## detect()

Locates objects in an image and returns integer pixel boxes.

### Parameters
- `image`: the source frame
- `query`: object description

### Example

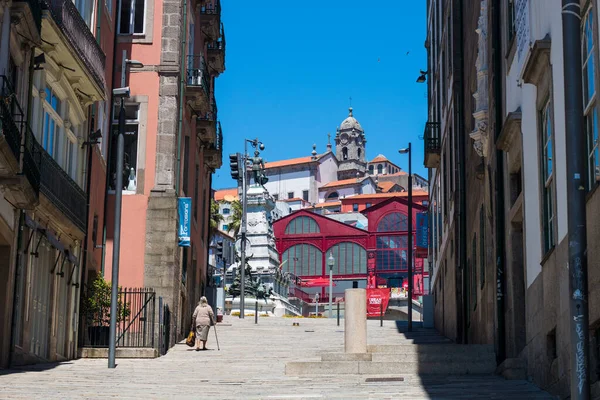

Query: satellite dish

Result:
[223,194,235,202]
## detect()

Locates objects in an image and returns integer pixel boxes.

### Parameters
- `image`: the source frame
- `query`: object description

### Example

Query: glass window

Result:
[369,165,374,174]
[583,7,599,188]
[302,190,309,202]
[194,164,199,220]
[507,0,516,43]
[327,242,367,275]
[480,205,485,288]
[377,164,383,174]
[377,212,408,232]
[285,216,320,234]
[376,235,408,271]
[282,244,323,276]
[110,104,140,191]
[119,0,145,34]
[342,147,348,160]
[222,224,228,231]
[42,87,62,158]
[287,192,294,199]
[366,203,371,208]
[327,191,339,200]
[222,208,230,215]
[353,203,359,212]
[75,0,94,27]
[540,99,555,253]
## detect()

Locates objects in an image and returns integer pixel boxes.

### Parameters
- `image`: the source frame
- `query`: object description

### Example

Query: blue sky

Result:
[213,1,428,189]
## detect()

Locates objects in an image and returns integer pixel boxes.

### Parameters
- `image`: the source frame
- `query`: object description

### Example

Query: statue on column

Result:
[251,150,268,186]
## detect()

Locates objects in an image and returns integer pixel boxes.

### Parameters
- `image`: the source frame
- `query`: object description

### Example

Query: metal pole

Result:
[407,142,413,332]
[562,2,590,398]
[337,302,340,326]
[240,146,248,319]
[329,266,333,318]
[255,300,258,324]
[108,96,126,368]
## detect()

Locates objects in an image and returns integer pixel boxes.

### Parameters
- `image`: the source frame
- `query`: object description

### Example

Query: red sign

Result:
[366,288,391,317]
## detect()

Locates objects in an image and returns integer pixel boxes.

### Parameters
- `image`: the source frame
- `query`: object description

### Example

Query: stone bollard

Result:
[344,288,367,353]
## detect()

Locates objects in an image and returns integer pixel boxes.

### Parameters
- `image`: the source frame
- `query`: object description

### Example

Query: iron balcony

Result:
[185,55,210,112]
[196,100,218,144]
[42,0,106,93]
[0,75,40,208]
[35,141,86,232]
[199,0,221,40]
[207,23,226,75]
[204,122,223,170]
[423,122,441,169]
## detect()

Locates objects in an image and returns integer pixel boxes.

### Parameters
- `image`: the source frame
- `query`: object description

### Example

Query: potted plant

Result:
[81,275,131,346]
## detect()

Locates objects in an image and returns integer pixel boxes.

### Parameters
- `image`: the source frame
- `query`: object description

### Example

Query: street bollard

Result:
[380,302,383,327]
[337,302,340,326]
[344,289,367,353]
[255,301,258,324]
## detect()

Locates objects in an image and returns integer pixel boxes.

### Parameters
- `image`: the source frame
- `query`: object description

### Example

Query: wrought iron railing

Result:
[200,0,220,16]
[207,22,226,59]
[0,75,41,194]
[186,55,209,97]
[15,0,42,33]
[36,141,86,231]
[197,100,218,122]
[42,0,106,92]
[81,287,157,349]
[423,122,441,155]
[216,122,223,150]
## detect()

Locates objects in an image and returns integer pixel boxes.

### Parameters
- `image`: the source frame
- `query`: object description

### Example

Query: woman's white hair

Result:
[199,296,208,306]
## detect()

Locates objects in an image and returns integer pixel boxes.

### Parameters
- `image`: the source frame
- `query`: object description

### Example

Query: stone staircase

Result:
[286,327,497,376]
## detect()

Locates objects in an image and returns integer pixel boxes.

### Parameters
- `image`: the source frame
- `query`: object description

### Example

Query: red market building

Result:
[273,196,429,303]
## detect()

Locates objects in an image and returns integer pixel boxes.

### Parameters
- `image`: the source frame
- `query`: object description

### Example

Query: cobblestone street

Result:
[0,317,553,399]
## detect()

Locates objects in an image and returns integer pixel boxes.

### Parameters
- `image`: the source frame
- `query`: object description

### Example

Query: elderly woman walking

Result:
[191,297,215,351]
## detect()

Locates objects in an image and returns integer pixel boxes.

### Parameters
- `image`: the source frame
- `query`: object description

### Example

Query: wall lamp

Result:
[82,129,102,148]
[416,69,428,83]
[33,54,45,70]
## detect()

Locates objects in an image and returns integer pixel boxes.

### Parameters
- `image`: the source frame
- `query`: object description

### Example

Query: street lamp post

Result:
[399,143,413,332]
[108,53,143,369]
[328,253,335,318]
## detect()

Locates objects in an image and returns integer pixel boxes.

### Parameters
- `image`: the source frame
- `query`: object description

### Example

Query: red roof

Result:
[214,188,239,201]
[370,155,389,163]
[378,181,400,193]
[342,191,429,201]
[320,178,364,189]
[265,156,316,169]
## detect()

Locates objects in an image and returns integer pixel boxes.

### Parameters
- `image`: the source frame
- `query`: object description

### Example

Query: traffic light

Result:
[216,240,223,259]
[229,153,241,181]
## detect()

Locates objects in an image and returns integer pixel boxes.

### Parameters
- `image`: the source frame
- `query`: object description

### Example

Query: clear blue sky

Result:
[213,1,428,189]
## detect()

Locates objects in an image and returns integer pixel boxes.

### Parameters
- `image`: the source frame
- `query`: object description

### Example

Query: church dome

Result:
[339,107,363,132]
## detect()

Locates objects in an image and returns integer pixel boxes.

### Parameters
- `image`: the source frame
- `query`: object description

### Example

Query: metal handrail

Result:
[186,55,209,97]
[200,0,220,16]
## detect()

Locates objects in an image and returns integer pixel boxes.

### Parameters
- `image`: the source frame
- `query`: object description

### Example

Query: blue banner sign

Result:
[416,212,428,249]
[178,197,192,247]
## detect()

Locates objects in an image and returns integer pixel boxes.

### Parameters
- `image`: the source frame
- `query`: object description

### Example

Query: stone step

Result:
[371,352,496,363]
[285,360,497,376]
[367,344,495,354]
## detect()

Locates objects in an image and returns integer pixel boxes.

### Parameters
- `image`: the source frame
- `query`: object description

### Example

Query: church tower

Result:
[335,107,367,180]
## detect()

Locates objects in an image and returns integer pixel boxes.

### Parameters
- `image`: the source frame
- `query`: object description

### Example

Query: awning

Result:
[299,277,337,288]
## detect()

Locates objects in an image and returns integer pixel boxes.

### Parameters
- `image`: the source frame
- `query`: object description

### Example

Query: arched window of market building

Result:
[326,191,339,201]
[327,242,367,275]
[284,216,320,234]
[376,235,408,271]
[377,212,408,232]
[282,244,323,276]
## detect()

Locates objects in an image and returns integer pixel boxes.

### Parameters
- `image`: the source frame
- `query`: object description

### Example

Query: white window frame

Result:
[540,99,555,254]
[117,0,146,35]
[41,86,63,159]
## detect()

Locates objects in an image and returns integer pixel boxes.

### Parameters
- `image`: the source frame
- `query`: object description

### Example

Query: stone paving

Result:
[0,316,554,399]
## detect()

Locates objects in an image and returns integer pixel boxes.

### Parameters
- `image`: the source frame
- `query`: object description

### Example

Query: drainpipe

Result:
[175,0,188,195]
[100,0,121,276]
[492,0,506,364]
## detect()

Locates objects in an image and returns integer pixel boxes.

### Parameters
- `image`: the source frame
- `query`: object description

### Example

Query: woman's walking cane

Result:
[213,324,220,351]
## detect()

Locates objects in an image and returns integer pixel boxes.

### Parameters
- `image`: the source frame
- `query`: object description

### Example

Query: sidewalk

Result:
[0,317,553,399]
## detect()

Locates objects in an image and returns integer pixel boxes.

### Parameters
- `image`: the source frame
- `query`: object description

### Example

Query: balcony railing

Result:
[35,141,86,231]
[197,100,217,122]
[0,75,41,195]
[207,23,226,73]
[186,55,209,96]
[200,0,220,17]
[423,122,441,168]
[15,0,42,33]
[42,0,106,92]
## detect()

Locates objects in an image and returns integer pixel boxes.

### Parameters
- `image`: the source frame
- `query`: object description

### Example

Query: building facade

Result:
[0,0,115,367]
[103,0,225,343]
[426,0,600,397]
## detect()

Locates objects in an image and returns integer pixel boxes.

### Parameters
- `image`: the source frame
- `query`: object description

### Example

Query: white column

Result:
[344,288,367,353]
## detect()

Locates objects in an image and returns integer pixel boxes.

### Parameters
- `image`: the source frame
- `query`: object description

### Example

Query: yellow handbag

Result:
[186,330,195,347]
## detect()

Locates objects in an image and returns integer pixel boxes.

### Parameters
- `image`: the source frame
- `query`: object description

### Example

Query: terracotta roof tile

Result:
[312,201,341,208]
[320,178,364,188]
[370,155,389,163]
[377,181,399,193]
[214,188,239,201]
[341,191,429,200]
[264,156,316,169]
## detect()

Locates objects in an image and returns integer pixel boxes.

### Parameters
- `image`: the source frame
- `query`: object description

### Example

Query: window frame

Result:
[117,0,146,35]
[109,102,140,193]
[539,97,556,254]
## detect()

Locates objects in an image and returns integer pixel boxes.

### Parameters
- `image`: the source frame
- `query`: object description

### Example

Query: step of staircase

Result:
[367,344,495,354]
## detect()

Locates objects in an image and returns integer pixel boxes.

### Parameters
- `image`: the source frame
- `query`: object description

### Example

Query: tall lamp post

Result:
[328,253,335,318]
[108,54,144,369]
[399,143,413,332]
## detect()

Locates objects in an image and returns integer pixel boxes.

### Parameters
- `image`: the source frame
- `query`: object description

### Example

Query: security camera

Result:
[259,143,265,151]
[112,86,130,98]
[90,129,102,140]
